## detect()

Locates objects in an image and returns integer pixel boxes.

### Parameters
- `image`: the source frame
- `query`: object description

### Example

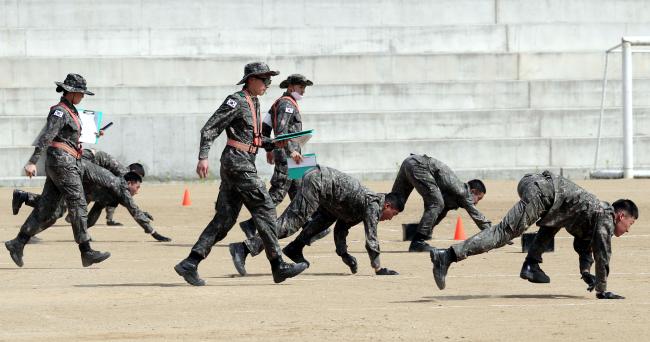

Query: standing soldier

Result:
[430,170,636,300]
[174,62,308,286]
[239,74,313,239]
[229,165,404,276]
[391,154,491,252]
[4,74,110,267]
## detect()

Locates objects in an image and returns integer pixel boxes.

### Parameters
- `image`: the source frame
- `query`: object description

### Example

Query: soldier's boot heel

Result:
[174,259,206,286]
[282,242,309,266]
[430,248,452,290]
[229,242,248,276]
[519,262,551,283]
[12,190,26,215]
[239,220,257,239]
[81,249,111,267]
[272,261,309,284]
[5,239,25,267]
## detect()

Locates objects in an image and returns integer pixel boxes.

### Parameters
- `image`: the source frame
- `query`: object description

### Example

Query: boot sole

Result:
[174,264,206,286]
[5,241,24,267]
[228,244,247,276]
[82,252,111,267]
[520,271,550,284]
[430,251,447,290]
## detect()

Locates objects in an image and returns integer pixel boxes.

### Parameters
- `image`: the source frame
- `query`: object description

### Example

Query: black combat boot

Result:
[174,259,206,286]
[228,242,249,276]
[271,261,309,284]
[282,241,309,266]
[81,249,111,267]
[409,239,433,252]
[106,220,123,226]
[430,248,453,290]
[341,253,358,274]
[12,189,27,215]
[239,219,257,239]
[5,239,25,267]
[519,261,551,283]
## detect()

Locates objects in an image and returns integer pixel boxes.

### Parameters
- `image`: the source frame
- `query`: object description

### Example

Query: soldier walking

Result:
[174,62,308,286]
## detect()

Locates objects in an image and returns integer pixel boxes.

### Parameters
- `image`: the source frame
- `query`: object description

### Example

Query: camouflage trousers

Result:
[244,168,322,256]
[451,173,555,260]
[291,209,351,255]
[20,148,90,244]
[526,226,594,273]
[105,206,116,221]
[391,155,445,239]
[192,168,283,262]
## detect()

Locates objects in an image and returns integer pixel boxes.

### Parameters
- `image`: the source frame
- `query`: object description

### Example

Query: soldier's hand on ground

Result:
[581,272,597,292]
[266,151,274,164]
[196,159,209,178]
[24,163,37,178]
[596,291,625,299]
[341,253,358,274]
[290,151,303,164]
[375,267,399,276]
[151,232,172,242]
[143,211,154,221]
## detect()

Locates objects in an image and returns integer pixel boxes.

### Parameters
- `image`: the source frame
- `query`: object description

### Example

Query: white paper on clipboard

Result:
[78,109,103,144]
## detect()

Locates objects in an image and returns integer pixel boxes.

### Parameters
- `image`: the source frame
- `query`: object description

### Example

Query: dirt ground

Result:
[0,179,648,341]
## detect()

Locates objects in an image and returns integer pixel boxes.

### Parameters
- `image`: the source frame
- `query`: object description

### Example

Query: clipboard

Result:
[288,153,317,180]
[77,108,103,144]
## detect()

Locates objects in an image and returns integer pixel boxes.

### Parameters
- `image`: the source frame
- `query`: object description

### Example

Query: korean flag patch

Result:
[285,107,294,114]
[226,98,238,108]
[52,109,64,118]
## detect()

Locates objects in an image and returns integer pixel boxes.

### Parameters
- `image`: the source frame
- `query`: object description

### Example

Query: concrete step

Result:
[4,135,649,180]
[3,52,650,88]
[4,23,650,57]
[5,107,650,148]
[0,25,507,57]
[1,0,497,29]
[3,79,650,116]
[497,0,650,24]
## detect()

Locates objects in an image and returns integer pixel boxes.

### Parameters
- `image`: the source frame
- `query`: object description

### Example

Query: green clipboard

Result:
[273,129,314,142]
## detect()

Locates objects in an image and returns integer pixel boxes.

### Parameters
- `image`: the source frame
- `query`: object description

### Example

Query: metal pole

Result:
[622,40,634,179]
[594,52,610,169]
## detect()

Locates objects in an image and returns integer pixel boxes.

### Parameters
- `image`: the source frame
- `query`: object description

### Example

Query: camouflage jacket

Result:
[269,92,302,159]
[198,90,274,172]
[29,97,82,164]
[537,172,615,293]
[317,166,385,268]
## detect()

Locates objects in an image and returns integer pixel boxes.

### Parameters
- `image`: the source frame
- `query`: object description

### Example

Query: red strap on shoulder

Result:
[52,102,82,148]
[272,95,300,132]
[242,90,261,146]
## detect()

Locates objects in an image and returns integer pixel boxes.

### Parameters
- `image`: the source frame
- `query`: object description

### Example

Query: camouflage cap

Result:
[279,74,313,88]
[55,73,95,96]
[236,62,280,85]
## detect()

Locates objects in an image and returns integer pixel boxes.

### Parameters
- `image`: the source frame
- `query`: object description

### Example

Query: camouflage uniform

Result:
[391,154,491,239]
[20,96,90,245]
[244,166,385,269]
[450,171,615,292]
[189,89,284,262]
[18,152,156,236]
[87,149,126,224]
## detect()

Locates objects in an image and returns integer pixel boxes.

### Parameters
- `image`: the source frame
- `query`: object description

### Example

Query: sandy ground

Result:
[0,179,649,341]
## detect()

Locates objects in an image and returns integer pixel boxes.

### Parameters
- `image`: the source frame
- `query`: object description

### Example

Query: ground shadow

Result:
[75,282,186,288]
[157,243,229,248]
[392,293,585,304]
[211,272,350,279]
[0,267,84,270]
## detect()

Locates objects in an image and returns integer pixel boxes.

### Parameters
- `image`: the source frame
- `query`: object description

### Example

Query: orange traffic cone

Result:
[454,216,466,240]
[182,188,192,207]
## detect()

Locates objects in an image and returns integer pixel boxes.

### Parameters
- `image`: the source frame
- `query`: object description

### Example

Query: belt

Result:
[227,139,258,154]
[50,141,81,159]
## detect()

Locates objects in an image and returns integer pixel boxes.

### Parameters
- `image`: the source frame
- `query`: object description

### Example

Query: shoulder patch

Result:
[226,98,238,108]
[285,107,294,114]
[52,109,64,118]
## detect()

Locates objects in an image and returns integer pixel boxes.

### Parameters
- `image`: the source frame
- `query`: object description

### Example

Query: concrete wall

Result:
[2,0,650,184]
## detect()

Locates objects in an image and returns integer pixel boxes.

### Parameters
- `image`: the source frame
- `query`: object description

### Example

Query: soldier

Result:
[174,62,308,286]
[519,200,635,297]
[11,151,171,243]
[239,74,313,239]
[430,171,637,300]
[5,74,110,267]
[391,154,491,252]
[229,165,404,276]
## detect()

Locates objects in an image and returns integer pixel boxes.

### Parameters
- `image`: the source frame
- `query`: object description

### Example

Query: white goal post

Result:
[591,36,650,179]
